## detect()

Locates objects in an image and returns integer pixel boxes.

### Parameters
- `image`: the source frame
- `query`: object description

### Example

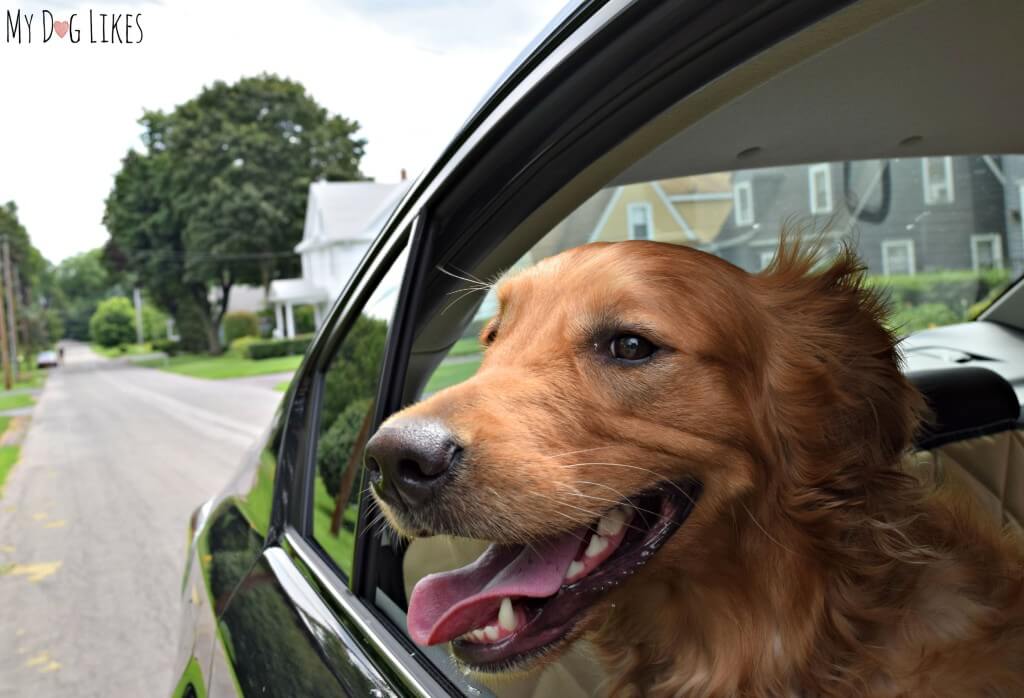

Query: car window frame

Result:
[271,0,860,694]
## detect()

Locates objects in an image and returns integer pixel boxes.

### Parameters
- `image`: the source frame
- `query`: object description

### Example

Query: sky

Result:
[0,0,568,263]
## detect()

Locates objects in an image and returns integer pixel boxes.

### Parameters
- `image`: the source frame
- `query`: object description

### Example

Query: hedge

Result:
[245,334,313,360]
[223,312,260,345]
[152,338,182,356]
[868,269,1011,335]
[317,397,372,500]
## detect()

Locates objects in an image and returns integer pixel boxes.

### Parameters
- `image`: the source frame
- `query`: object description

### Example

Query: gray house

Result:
[712,156,1022,277]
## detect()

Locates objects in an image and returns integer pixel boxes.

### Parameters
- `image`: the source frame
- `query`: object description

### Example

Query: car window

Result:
[426,154,1020,392]
[311,247,408,579]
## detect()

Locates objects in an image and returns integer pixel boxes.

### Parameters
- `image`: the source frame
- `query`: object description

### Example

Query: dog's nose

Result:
[364,418,462,508]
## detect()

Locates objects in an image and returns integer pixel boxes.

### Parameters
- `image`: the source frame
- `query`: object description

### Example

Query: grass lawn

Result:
[140,353,303,380]
[0,417,18,496]
[91,343,154,358]
[0,393,34,412]
[274,380,291,392]
[311,474,359,576]
[449,336,484,357]
[424,357,482,394]
[2,371,46,392]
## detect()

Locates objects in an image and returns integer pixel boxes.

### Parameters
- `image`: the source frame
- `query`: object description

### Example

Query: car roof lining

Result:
[405,0,1023,400]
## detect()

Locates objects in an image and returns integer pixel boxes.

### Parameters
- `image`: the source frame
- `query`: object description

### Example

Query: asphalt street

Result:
[0,343,283,697]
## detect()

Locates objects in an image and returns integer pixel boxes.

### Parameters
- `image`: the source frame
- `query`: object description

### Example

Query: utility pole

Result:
[2,238,17,382]
[0,246,11,390]
[133,287,144,345]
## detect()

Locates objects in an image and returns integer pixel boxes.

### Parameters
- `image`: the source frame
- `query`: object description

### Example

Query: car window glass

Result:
[311,247,408,578]
[426,154,1020,392]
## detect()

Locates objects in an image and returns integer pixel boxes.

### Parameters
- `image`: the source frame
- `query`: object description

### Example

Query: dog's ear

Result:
[751,239,925,473]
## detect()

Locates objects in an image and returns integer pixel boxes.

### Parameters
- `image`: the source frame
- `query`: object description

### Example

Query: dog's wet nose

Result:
[364,418,462,508]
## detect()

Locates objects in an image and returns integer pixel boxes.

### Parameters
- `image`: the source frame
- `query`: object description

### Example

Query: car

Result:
[36,350,58,369]
[172,0,1024,695]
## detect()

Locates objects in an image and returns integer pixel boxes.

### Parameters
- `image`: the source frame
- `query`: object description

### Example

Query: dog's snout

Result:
[365,418,462,508]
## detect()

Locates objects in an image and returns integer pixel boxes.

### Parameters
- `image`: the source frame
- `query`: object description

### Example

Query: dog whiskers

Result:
[557,461,700,508]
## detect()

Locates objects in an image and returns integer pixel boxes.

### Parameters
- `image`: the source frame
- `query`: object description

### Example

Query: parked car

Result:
[173,0,1024,695]
[36,350,58,369]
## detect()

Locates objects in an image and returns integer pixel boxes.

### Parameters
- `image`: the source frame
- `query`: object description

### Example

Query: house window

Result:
[922,156,954,204]
[970,234,1003,271]
[808,164,833,214]
[627,202,653,240]
[733,180,754,226]
[882,239,916,276]
[759,250,776,270]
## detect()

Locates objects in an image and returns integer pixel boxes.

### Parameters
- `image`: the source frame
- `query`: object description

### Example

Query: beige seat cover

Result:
[403,429,1023,697]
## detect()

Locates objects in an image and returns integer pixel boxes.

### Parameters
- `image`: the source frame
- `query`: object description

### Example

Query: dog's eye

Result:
[609,335,656,362]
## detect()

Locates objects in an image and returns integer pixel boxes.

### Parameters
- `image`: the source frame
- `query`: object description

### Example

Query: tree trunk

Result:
[330,405,375,536]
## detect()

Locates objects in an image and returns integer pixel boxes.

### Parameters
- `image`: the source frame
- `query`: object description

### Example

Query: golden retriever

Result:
[365,240,1024,697]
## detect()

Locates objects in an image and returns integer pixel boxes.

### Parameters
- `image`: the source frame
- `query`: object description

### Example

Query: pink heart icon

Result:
[54,20,69,38]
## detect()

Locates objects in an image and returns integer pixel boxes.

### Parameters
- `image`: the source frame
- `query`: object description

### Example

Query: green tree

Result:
[53,249,117,340]
[89,297,136,347]
[104,74,366,354]
[0,202,59,353]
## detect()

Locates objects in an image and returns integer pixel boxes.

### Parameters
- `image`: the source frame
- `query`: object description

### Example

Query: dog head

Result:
[365,239,921,673]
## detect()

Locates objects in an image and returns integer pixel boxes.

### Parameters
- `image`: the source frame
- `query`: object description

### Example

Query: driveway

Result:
[0,342,282,697]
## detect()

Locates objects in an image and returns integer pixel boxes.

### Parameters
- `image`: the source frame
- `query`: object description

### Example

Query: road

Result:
[0,343,283,697]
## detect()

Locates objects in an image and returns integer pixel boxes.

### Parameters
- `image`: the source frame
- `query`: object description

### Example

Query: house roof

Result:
[267,278,328,304]
[295,180,411,253]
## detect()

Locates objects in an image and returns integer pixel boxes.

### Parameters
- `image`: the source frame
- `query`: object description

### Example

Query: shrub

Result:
[224,312,260,345]
[89,297,136,347]
[141,303,168,341]
[869,269,1010,314]
[317,397,372,500]
[321,315,388,427]
[888,302,960,335]
[294,305,317,335]
[152,338,182,356]
[245,334,313,360]
[228,335,260,358]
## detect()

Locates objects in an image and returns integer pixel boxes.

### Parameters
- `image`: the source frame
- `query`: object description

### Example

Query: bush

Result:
[294,305,316,335]
[141,303,168,341]
[152,338,182,356]
[888,303,960,335]
[245,334,313,360]
[224,312,260,345]
[89,297,136,347]
[317,397,372,499]
[228,335,260,358]
[869,269,1009,314]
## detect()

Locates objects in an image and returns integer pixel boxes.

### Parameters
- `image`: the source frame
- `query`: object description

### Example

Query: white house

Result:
[268,180,410,338]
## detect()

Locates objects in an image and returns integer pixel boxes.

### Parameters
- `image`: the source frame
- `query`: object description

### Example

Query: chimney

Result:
[400,168,407,182]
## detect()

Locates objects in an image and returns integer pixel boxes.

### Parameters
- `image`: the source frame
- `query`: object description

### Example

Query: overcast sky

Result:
[0,0,567,263]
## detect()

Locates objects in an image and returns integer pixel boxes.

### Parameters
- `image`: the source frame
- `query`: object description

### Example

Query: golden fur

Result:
[379,240,1024,697]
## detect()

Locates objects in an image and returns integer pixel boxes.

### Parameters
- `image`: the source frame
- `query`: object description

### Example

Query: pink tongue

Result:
[407,529,586,646]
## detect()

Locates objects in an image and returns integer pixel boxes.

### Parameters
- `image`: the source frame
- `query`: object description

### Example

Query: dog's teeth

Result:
[565,559,585,580]
[585,533,609,558]
[597,507,626,537]
[499,597,517,631]
[472,628,486,642]
[484,625,499,641]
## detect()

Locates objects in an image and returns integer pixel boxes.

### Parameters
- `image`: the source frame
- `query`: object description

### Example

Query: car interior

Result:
[352,0,1024,694]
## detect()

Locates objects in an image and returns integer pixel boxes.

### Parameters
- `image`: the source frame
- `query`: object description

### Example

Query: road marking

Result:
[0,544,14,553]
[31,513,47,521]
[5,561,61,582]
[44,520,66,529]
[24,652,48,668]
[41,661,60,673]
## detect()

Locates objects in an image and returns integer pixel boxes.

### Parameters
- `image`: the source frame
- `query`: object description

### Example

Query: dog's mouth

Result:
[406,478,702,672]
